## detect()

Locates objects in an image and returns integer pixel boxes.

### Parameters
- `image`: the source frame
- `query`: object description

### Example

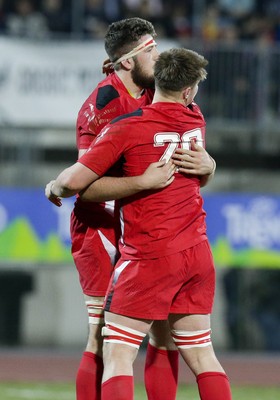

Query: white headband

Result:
[115,37,157,64]
[103,38,157,71]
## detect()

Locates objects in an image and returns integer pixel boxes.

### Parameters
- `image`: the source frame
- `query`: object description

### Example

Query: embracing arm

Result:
[79,161,175,202]
[45,159,176,206]
[198,155,216,187]
[77,147,175,201]
[45,162,100,207]
[171,140,216,187]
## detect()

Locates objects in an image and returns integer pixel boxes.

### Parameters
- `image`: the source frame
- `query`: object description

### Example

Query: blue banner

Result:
[0,188,74,263]
[0,188,279,267]
[204,194,280,268]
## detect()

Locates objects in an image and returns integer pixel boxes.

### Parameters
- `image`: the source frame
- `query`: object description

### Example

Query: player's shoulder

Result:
[110,108,143,125]
[185,102,205,123]
[78,74,121,112]
[95,73,129,110]
[95,83,119,110]
[189,101,202,114]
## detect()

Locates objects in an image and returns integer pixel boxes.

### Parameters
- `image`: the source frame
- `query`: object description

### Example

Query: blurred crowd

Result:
[0,0,280,43]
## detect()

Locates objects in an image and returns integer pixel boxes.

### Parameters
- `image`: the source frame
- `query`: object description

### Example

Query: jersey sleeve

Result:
[76,94,97,150]
[78,125,127,177]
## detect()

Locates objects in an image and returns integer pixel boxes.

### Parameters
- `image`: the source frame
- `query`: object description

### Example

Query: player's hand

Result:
[139,160,176,189]
[45,180,62,207]
[172,140,215,176]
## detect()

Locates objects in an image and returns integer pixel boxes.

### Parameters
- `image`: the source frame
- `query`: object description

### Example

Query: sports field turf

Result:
[0,382,279,399]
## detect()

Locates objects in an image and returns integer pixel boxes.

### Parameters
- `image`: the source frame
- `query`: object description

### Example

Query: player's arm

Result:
[198,155,216,187]
[76,147,175,202]
[171,140,216,187]
[45,162,100,207]
[46,157,175,206]
[79,160,175,202]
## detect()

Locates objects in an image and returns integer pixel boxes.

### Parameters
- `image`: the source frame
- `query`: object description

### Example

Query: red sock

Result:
[102,375,133,400]
[144,343,179,400]
[197,372,232,400]
[76,351,103,400]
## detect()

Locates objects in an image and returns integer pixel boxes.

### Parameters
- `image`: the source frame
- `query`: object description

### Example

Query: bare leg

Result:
[101,312,152,400]
[169,313,232,400]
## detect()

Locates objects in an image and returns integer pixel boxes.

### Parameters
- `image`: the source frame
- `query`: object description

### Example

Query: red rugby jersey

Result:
[74,72,154,216]
[76,72,154,149]
[79,101,208,259]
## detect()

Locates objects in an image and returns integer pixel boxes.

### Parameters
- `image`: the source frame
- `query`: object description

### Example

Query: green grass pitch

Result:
[0,382,279,399]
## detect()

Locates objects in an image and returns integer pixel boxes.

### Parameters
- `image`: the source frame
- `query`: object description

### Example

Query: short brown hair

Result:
[105,18,156,64]
[154,48,208,93]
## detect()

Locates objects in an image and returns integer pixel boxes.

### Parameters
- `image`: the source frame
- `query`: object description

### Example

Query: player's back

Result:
[81,101,208,258]
[117,102,207,259]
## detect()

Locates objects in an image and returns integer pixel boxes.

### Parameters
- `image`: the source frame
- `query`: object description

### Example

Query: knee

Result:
[149,320,177,350]
[171,328,221,374]
[86,324,104,355]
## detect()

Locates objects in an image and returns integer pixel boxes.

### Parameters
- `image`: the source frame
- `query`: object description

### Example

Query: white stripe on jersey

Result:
[119,206,125,247]
[113,260,130,284]
[104,200,115,216]
[98,229,118,265]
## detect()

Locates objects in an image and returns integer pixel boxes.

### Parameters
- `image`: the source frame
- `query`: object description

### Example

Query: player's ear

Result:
[183,87,191,100]
[121,58,133,71]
